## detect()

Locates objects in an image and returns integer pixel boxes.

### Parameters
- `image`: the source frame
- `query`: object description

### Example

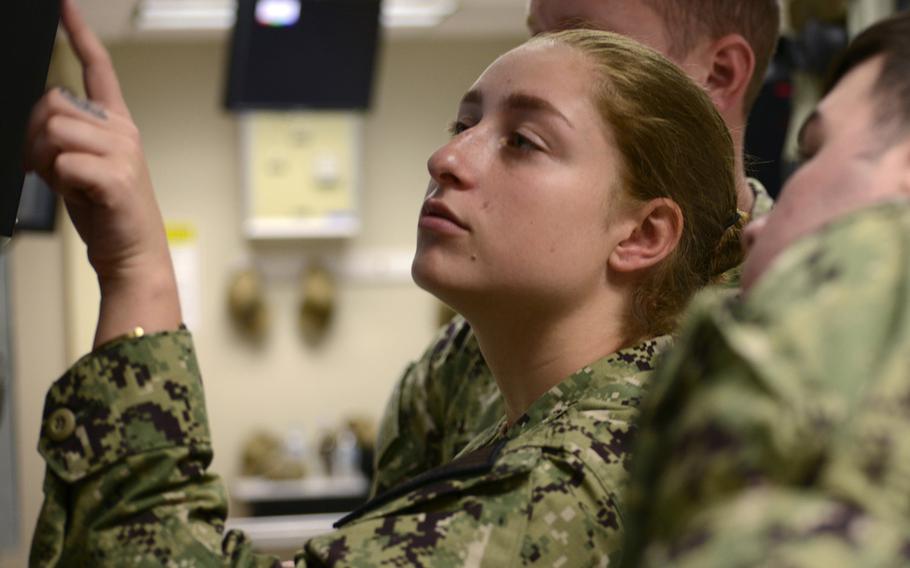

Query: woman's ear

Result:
[608,198,683,274]
[704,33,755,118]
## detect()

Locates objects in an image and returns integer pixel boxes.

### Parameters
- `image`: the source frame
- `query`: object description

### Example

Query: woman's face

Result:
[412,42,633,314]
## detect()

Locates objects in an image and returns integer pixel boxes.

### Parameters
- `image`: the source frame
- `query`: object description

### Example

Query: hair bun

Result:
[710,210,749,280]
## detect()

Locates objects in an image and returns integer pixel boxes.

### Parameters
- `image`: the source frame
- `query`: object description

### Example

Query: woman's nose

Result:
[742,215,768,255]
[427,132,479,191]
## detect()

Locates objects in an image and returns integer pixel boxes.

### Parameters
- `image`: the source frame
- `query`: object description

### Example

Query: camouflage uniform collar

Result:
[747,177,774,219]
[493,336,673,441]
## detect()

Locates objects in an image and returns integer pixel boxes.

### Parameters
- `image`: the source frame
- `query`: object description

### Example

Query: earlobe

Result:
[705,34,755,116]
[608,199,683,275]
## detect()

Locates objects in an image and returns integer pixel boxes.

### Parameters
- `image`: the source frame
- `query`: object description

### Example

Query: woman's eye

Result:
[507,132,539,152]
[447,120,470,136]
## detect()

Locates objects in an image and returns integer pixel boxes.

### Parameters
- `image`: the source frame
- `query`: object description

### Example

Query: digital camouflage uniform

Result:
[373,180,774,496]
[622,200,910,567]
[31,327,670,566]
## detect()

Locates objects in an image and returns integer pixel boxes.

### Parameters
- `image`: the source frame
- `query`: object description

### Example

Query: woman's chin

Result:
[411,260,471,310]
[412,260,448,296]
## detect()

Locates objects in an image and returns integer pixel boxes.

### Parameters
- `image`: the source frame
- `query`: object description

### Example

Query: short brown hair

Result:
[643,0,781,114]
[825,11,910,138]
[542,30,744,339]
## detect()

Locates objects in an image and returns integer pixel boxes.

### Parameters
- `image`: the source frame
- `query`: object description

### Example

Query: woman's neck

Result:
[467,298,631,426]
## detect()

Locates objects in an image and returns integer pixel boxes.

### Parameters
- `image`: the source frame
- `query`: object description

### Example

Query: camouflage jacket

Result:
[31,329,670,566]
[621,200,910,567]
[372,180,774,496]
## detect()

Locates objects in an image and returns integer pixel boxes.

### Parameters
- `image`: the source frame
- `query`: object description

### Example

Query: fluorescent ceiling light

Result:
[134,0,458,31]
[382,0,457,28]
[135,1,234,31]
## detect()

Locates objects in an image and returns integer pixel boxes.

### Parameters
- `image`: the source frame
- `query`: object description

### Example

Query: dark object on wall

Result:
[225,0,383,111]
[745,39,794,199]
[0,0,61,240]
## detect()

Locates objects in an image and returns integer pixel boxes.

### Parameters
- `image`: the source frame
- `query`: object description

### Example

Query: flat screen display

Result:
[225,0,382,111]
[0,0,61,238]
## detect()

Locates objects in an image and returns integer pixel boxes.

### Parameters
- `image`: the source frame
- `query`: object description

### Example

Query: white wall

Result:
[1,35,522,567]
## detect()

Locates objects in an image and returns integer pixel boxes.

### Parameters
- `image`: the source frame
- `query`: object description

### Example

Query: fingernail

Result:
[58,87,107,120]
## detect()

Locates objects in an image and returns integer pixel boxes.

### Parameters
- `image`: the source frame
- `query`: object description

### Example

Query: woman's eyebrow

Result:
[503,92,575,129]
[460,89,483,107]
[457,90,574,130]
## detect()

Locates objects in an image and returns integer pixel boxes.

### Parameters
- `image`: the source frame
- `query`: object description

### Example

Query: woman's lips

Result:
[419,199,470,233]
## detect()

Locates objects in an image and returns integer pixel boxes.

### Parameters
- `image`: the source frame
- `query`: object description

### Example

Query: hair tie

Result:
[724,211,741,231]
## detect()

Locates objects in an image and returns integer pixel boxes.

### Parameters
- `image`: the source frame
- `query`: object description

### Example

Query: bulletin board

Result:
[240,112,363,239]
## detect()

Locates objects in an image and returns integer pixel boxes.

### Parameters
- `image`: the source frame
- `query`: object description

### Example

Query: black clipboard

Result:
[0,0,61,241]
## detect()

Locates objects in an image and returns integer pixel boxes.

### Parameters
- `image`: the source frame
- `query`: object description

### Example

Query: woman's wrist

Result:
[94,259,183,348]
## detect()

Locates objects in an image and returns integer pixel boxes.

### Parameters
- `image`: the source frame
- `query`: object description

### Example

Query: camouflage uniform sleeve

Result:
[30,329,281,567]
[623,202,910,567]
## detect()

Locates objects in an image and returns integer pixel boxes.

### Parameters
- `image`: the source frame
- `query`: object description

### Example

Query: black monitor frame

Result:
[225,0,383,111]
[0,0,61,239]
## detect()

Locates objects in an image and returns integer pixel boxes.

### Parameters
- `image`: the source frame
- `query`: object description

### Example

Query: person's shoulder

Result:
[394,313,484,403]
[501,363,660,485]
[317,435,615,565]
[643,203,910,422]
[664,200,910,404]
[551,337,673,429]
[747,199,910,316]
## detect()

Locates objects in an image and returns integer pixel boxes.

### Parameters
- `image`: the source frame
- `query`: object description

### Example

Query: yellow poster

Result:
[244,112,361,238]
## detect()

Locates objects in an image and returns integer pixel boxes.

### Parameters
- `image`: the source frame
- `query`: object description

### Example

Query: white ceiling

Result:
[76,0,530,42]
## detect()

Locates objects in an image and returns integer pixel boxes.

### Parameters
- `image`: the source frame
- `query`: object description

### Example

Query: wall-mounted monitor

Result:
[225,0,383,111]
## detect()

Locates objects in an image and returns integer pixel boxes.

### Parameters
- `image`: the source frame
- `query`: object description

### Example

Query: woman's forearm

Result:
[94,257,182,348]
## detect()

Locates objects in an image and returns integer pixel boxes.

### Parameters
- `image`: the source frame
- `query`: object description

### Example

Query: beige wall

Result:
[2,35,521,566]
[3,234,68,568]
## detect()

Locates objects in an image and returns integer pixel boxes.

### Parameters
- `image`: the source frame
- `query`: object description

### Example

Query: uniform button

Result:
[47,408,76,442]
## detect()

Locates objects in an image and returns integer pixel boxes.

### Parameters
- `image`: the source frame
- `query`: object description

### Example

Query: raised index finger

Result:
[60,0,130,117]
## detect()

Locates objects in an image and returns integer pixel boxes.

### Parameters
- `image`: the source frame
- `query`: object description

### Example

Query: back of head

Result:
[643,0,781,114]
[541,29,742,338]
[826,11,910,140]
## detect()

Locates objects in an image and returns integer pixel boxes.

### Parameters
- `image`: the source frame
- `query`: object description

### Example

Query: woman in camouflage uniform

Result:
[28,1,742,565]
